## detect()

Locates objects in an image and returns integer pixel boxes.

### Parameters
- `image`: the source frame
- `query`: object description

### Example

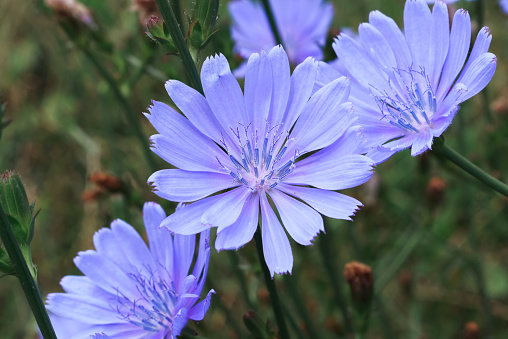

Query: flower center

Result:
[218,123,297,192]
[114,272,176,333]
[371,67,437,133]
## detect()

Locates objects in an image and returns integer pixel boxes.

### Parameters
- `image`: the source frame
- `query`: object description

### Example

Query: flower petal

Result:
[260,193,293,277]
[201,187,252,229]
[456,53,496,102]
[160,194,226,235]
[280,57,318,134]
[201,54,249,135]
[287,154,374,190]
[266,45,291,128]
[290,77,353,154]
[269,189,323,246]
[143,202,171,269]
[46,293,118,324]
[172,233,196,291]
[358,22,396,69]
[369,10,412,70]
[403,0,432,71]
[458,27,492,84]
[188,289,215,321]
[411,128,433,156]
[215,193,259,250]
[333,34,388,90]
[428,0,449,89]
[148,169,237,202]
[245,51,272,134]
[73,251,138,299]
[165,80,226,144]
[277,183,362,221]
[436,9,471,101]
[146,101,229,172]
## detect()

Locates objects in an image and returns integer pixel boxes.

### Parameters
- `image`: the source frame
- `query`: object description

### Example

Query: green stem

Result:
[170,0,184,34]
[283,275,320,338]
[318,231,353,335]
[155,0,204,94]
[82,49,158,172]
[0,203,57,339]
[432,137,508,197]
[261,0,284,46]
[253,228,290,339]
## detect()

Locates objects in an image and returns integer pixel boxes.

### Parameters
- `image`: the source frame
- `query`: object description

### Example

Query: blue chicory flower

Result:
[324,0,496,163]
[228,0,333,75]
[46,202,214,339]
[501,0,508,14]
[147,45,374,276]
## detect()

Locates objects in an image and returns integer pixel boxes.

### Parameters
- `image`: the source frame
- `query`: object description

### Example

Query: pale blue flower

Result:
[46,203,213,339]
[229,0,333,75]
[147,46,373,276]
[326,0,496,163]
[501,0,508,14]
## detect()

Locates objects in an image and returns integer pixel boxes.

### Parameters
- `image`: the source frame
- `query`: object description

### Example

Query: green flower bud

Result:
[0,171,37,245]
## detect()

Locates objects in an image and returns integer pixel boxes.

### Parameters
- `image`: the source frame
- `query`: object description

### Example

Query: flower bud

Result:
[426,176,446,205]
[464,322,480,339]
[0,171,36,245]
[243,311,272,339]
[146,16,178,54]
[89,172,123,193]
[344,261,373,306]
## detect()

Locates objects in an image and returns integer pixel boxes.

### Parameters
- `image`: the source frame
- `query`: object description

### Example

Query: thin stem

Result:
[261,0,284,46]
[253,228,290,339]
[82,49,158,172]
[155,0,204,94]
[0,203,57,339]
[318,231,354,335]
[432,137,508,197]
[283,275,320,338]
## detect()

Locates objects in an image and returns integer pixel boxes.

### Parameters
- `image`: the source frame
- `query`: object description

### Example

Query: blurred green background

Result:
[1,0,508,338]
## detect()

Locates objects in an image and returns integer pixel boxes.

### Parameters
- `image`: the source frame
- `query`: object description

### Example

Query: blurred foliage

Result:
[1,0,508,338]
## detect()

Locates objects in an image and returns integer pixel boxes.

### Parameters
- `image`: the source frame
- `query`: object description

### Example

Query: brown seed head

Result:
[344,261,373,302]
[464,322,480,339]
[89,172,123,192]
[426,176,446,204]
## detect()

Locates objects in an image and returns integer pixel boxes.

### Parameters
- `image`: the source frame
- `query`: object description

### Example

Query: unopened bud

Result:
[464,322,480,339]
[426,176,446,205]
[89,172,123,192]
[243,311,272,339]
[0,171,36,245]
[344,261,373,305]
